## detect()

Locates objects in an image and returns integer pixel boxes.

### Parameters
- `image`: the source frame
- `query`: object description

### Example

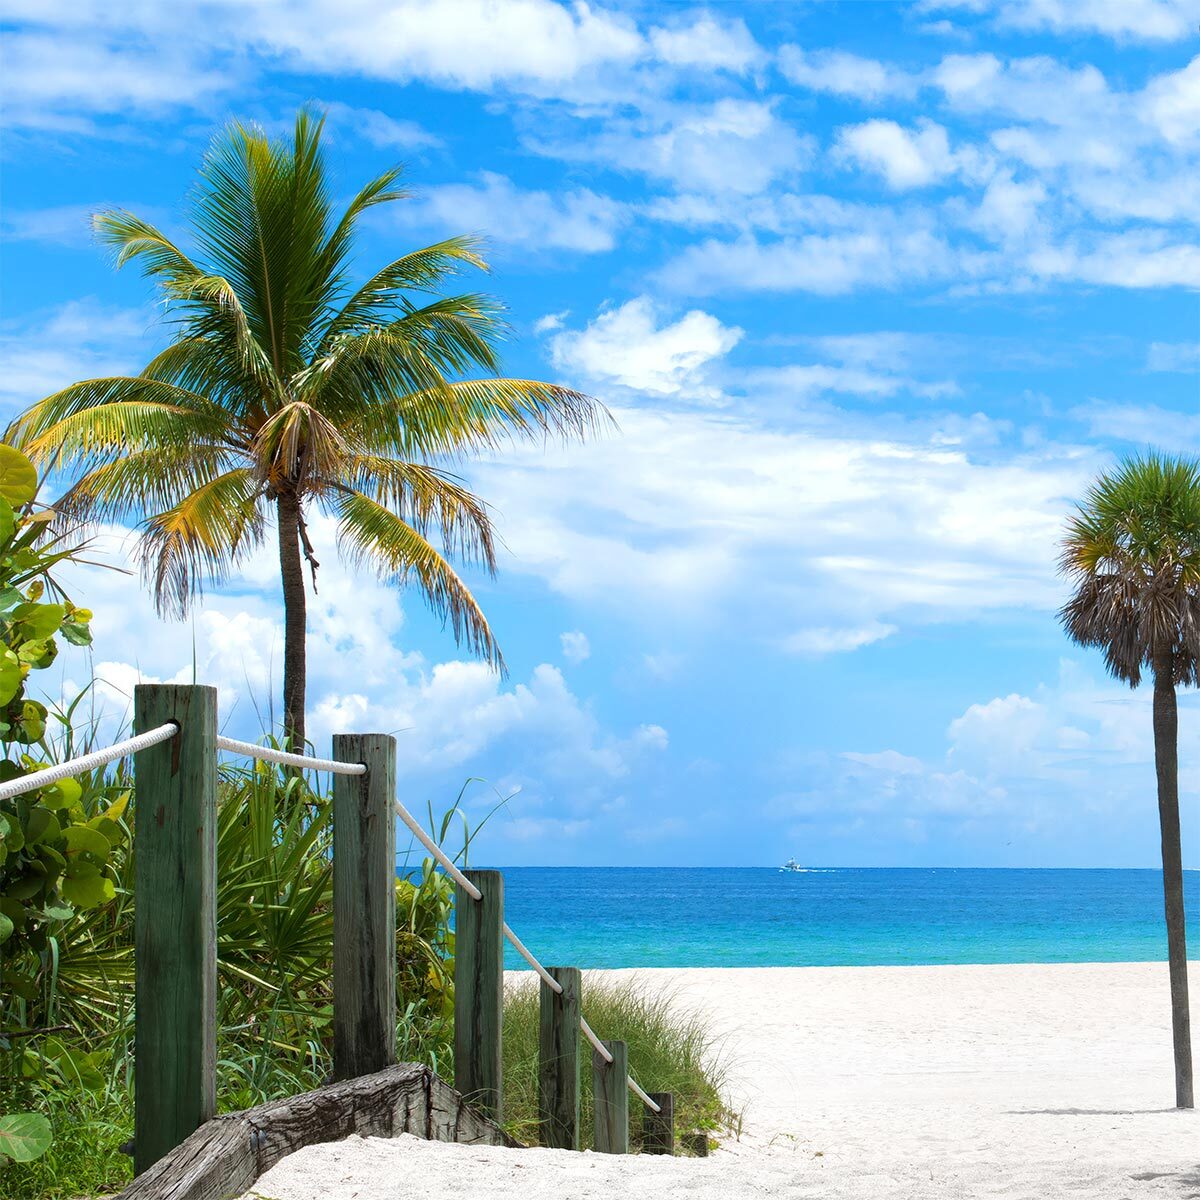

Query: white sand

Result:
[244,962,1199,1199]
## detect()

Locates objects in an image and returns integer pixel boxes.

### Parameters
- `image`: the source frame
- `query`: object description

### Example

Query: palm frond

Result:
[1059,452,1200,686]
[334,489,504,672]
[327,456,497,570]
[346,376,613,459]
[138,468,266,617]
[317,236,489,351]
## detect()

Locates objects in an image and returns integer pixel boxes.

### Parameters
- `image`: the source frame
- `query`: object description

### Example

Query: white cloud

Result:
[0,30,231,129]
[933,52,1115,126]
[1147,342,1200,371]
[922,0,1196,42]
[0,299,154,416]
[835,119,957,190]
[1026,230,1200,288]
[783,622,897,655]
[560,630,591,664]
[538,98,808,196]
[778,47,919,101]
[396,171,625,253]
[471,403,1100,638]
[1072,400,1200,449]
[548,297,742,398]
[1140,55,1200,145]
[247,0,645,93]
[659,229,960,296]
[322,101,441,149]
[647,14,764,73]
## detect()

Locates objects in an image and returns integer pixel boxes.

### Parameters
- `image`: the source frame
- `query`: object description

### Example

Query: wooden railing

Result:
[115,683,686,1175]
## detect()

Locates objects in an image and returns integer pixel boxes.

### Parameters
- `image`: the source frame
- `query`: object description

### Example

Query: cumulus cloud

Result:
[835,119,957,190]
[647,14,764,72]
[547,297,742,398]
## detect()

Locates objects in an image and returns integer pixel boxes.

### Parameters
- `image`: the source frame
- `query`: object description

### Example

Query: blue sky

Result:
[1,0,1199,867]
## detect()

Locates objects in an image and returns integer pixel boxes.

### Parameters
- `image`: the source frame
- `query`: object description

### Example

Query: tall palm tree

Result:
[1060,451,1197,1109]
[10,110,606,749]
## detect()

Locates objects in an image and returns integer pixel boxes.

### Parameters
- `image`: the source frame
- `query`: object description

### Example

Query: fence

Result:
[5,683,691,1175]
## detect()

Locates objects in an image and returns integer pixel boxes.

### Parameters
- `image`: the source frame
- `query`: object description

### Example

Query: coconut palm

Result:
[1060,451,1197,1109]
[9,110,606,749]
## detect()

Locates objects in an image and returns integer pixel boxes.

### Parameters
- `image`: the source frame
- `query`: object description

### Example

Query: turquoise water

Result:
[488,867,1200,969]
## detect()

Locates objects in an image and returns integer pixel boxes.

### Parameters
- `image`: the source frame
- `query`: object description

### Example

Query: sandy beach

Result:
[244,962,1199,1199]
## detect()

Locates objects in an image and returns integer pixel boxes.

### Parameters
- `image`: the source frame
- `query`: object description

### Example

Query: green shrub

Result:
[0,444,102,1013]
[501,976,731,1150]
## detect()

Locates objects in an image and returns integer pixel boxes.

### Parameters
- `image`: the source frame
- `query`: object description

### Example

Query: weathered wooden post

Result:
[538,966,581,1148]
[683,1130,710,1157]
[592,1039,629,1154]
[133,684,217,1174]
[642,1092,675,1154]
[455,868,504,1121]
[332,734,397,1081]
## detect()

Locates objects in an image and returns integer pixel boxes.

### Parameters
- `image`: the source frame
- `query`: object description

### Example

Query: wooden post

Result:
[332,734,397,1081]
[683,1131,709,1157]
[454,869,504,1122]
[538,966,581,1149]
[133,684,217,1175]
[592,1039,629,1154]
[642,1092,675,1154]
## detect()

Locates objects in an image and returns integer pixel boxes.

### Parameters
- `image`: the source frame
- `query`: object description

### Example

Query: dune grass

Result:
[501,975,732,1152]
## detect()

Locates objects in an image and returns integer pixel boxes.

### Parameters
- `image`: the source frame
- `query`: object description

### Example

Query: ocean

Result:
[487,867,1200,969]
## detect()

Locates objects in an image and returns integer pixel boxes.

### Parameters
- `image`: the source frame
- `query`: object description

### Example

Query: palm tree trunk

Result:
[277,490,307,751]
[1152,643,1193,1109]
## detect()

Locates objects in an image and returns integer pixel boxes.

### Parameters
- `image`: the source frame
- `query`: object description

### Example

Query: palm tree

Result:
[1060,451,1197,1109]
[10,110,607,749]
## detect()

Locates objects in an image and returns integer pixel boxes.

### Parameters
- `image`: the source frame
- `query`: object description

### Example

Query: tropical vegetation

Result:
[1059,451,1197,1109]
[8,107,607,750]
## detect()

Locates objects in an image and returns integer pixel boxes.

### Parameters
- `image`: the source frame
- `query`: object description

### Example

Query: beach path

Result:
[242,962,1199,1199]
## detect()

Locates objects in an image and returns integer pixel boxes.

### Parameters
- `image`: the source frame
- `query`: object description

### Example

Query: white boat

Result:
[779,858,804,873]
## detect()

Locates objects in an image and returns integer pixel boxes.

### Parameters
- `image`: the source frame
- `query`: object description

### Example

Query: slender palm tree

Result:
[10,110,607,749]
[1060,451,1197,1109]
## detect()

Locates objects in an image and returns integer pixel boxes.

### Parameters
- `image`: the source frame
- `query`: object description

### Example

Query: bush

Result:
[501,976,731,1151]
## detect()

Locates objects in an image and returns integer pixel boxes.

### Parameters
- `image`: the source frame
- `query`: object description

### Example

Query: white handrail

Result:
[392,794,662,1115]
[215,735,367,776]
[0,722,179,801]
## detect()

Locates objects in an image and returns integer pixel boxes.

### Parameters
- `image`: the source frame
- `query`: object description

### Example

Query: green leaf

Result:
[60,864,115,908]
[0,444,39,507]
[59,621,92,646]
[41,777,82,810]
[13,602,66,639]
[0,911,12,943]
[0,647,22,705]
[0,1112,52,1164]
[63,825,110,857]
[0,498,15,545]
[24,806,61,846]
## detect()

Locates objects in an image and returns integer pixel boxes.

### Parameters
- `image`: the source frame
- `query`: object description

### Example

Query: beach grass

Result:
[500,975,732,1151]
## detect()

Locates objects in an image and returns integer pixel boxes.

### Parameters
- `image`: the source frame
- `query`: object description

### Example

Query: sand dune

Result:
[244,962,1199,1199]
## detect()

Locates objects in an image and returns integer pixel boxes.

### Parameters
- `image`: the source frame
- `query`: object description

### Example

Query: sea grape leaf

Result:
[0,445,39,507]
[0,1112,52,1164]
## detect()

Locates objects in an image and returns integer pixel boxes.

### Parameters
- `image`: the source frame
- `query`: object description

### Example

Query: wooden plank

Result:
[642,1092,674,1155]
[538,966,581,1149]
[115,1064,519,1200]
[592,1039,629,1154]
[133,684,218,1176]
[332,733,397,1081]
[682,1130,709,1157]
[454,868,504,1122]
